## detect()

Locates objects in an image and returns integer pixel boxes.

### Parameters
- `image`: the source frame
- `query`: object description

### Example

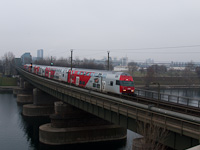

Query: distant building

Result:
[21,53,32,65]
[114,66,128,72]
[37,49,43,59]
[14,58,21,67]
[121,57,128,66]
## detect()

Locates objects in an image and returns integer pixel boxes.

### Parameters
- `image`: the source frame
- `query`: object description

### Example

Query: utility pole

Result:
[107,51,110,71]
[70,49,73,84]
[70,49,73,71]
[51,56,53,66]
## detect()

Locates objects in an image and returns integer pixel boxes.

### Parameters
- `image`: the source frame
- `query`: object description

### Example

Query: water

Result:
[160,88,200,99]
[0,93,141,150]
[1,90,199,149]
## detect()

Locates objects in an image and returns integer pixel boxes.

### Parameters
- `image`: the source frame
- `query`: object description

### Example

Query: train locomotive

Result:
[24,64,135,95]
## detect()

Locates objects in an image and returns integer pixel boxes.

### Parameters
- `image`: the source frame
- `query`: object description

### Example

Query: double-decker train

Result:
[24,64,135,95]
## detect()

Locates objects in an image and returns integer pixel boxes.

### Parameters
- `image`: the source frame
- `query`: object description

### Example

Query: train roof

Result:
[27,64,130,76]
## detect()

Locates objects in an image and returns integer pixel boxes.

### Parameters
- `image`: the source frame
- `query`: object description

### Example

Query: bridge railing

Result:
[135,89,200,108]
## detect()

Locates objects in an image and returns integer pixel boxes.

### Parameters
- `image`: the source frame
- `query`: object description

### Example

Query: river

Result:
[0,93,141,150]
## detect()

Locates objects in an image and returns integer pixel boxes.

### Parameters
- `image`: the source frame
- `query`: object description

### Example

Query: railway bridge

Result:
[16,67,200,150]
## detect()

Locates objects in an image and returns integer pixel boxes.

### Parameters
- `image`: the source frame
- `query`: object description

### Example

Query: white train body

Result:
[24,64,135,95]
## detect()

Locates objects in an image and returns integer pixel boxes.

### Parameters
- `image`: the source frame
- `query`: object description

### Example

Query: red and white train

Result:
[24,64,135,95]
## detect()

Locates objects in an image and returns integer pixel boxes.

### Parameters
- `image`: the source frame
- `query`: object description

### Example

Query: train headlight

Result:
[131,90,134,92]
[123,89,126,92]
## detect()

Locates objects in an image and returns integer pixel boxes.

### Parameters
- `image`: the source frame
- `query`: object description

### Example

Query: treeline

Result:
[34,57,112,70]
[128,61,200,78]
[127,61,200,86]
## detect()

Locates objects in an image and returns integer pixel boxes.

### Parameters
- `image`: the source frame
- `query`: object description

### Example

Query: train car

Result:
[24,64,135,95]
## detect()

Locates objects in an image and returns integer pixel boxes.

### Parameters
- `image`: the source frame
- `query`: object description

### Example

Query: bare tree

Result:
[133,121,168,150]
[128,62,138,76]
[145,66,155,87]
[2,52,15,76]
[195,66,200,78]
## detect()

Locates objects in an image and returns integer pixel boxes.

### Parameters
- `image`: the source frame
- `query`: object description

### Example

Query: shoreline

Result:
[0,86,19,92]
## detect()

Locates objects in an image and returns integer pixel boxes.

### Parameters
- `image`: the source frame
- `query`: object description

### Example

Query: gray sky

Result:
[0,0,200,62]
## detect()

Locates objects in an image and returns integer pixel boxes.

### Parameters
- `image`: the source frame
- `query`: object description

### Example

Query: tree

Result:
[128,62,138,76]
[195,67,200,78]
[2,52,15,76]
[145,66,155,87]
[133,121,168,150]
[182,61,195,85]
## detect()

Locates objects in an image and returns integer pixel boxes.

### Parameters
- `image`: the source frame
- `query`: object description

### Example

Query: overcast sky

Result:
[0,0,200,62]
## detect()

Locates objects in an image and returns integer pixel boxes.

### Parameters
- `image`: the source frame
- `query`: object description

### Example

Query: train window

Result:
[77,72,80,75]
[102,74,107,78]
[86,72,90,76]
[116,80,120,85]
[97,84,100,88]
[93,83,96,87]
[84,72,86,75]
[91,73,94,76]
[110,81,113,86]
[80,72,83,75]
[82,81,85,85]
[120,81,134,87]
[94,73,99,77]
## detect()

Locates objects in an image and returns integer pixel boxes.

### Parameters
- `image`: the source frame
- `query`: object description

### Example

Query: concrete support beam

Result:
[17,94,33,104]
[39,101,127,145]
[23,88,56,117]
[19,77,24,88]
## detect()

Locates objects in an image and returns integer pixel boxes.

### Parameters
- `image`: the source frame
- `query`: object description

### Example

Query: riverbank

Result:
[135,85,200,89]
[0,86,19,93]
[0,77,17,86]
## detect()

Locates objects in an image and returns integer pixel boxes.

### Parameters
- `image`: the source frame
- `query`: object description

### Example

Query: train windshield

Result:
[121,81,134,87]
[116,80,134,87]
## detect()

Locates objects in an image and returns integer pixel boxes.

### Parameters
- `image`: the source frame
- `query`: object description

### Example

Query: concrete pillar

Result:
[23,88,56,117]
[17,94,33,104]
[39,101,127,145]
[24,81,34,90]
[14,79,33,97]
[19,77,24,88]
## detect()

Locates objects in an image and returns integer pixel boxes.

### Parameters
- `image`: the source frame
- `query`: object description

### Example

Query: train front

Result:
[119,74,135,95]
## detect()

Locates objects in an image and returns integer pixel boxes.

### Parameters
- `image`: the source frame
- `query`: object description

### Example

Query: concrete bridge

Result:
[16,67,200,150]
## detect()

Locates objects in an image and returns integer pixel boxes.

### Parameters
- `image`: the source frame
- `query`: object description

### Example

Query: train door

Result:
[102,81,106,92]
[76,76,80,86]
[49,72,51,78]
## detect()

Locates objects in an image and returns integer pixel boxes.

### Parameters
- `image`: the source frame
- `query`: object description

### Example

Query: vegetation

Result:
[133,121,168,150]
[0,77,17,86]
[35,57,110,70]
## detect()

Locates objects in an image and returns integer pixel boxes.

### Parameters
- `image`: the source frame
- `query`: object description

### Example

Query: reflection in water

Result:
[0,93,142,150]
[160,88,200,99]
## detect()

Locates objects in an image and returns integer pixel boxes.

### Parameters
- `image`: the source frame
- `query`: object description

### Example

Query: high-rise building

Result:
[21,52,32,65]
[37,49,43,59]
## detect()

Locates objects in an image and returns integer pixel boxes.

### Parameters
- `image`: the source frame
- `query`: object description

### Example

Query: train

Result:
[24,64,135,96]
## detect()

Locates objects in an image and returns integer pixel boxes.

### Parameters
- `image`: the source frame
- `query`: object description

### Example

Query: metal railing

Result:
[135,89,200,108]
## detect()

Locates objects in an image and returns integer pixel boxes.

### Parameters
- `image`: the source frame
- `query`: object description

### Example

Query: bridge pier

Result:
[16,80,33,104]
[39,101,127,145]
[23,88,56,117]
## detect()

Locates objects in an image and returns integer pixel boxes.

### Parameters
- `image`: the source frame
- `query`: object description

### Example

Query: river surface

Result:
[0,93,141,150]
[1,89,199,150]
